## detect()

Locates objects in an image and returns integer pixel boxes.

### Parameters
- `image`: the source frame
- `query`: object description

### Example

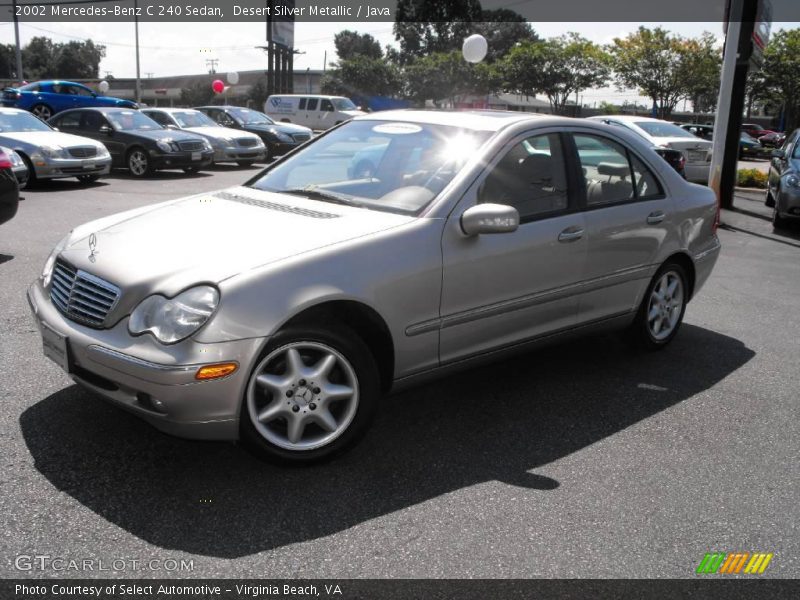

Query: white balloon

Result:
[462,34,488,63]
[98,80,109,93]
[227,71,239,85]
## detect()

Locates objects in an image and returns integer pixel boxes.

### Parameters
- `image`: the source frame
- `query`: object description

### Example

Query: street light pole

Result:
[134,0,141,104]
[11,0,24,84]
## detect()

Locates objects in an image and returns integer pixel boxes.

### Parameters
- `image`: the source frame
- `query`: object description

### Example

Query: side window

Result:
[321,99,334,112]
[306,98,319,111]
[70,85,93,97]
[148,112,170,127]
[298,98,307,110]
[80,111,107,131]
[574,134,635,207]
[479,133,569,221]
[55,112,81,129]
[630,155,664,199]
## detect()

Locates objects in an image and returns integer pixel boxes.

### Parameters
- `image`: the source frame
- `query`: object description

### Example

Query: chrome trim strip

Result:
[693,238,721,262]
[406,264,652,336]
[87,345,198,373]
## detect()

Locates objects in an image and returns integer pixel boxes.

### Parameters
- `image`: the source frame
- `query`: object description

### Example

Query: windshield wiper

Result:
[281,187,364,208]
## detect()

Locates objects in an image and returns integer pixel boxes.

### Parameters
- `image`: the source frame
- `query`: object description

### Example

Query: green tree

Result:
[179,82,214,107]
[609,27,690,118]
[761,28,800,130]
[404,50,499,106]
[680,32,721,114]
[21,37,105,79]
[334,30,383,61]
[247,79,268,109]
[393,0,483,63]
[451,10,539,63]
[321,56,401,98]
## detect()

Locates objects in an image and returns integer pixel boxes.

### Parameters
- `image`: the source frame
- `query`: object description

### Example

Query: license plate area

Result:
[191,152,201,161]
[688,150,706,162]
[82,161,95,169]
[41,323,71,373]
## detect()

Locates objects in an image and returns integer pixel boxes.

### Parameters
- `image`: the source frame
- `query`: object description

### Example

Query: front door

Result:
[439,131,586,364]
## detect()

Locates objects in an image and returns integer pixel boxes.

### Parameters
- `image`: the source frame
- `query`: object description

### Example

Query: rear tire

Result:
[30,104,52,121]
[240,324,380,464]
[236,160,254,167]
[628,262,688,351]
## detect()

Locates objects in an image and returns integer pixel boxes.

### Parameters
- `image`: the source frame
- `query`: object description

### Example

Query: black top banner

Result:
[0,0,799,22]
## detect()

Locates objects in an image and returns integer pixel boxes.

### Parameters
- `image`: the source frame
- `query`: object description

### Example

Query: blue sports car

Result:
[1,80,137,121]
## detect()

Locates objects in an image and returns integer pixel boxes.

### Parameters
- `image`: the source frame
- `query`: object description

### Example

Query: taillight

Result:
[712,202,720,235]
[0,151,12,169]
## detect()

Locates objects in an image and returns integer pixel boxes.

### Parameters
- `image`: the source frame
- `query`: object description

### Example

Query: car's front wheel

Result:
[236,160,255,167]
[127,148,151,177]
[240,325,379,464]
[76,174,100,183]
[629,262,688,350]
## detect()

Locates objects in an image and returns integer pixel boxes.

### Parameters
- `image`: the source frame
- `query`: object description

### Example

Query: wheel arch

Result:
[664,251,696,301]
[280,300,395,392]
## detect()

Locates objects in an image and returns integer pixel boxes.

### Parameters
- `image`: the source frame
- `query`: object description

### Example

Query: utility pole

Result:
[134,0,141,104]
[205,59,219,74]
[11,0,24,84]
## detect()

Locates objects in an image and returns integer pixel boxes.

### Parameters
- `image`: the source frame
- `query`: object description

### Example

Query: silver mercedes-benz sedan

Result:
[0,107,112,184]
[28,110,721,463]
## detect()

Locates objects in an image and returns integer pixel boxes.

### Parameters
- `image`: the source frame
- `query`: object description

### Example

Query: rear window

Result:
[635,121,697,139]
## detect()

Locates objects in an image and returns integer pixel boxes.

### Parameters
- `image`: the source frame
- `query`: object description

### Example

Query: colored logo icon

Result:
[696,552,773,574]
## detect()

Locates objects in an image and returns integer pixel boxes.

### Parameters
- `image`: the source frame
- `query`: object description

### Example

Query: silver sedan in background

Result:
[0,107,111,184]
[28,111,721,463]
[141,108,266,167]
[765,127,800,229]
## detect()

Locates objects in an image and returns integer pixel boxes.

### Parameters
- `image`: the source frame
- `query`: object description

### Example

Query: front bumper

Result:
[32,156,112,180]
[27,281,265,440]
[149,149,214,170]
[212,147,266,163]
[776,186,800,220]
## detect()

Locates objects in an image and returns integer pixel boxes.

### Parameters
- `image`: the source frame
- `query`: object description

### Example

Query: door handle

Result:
[558,226,584,242]
[647,210,666,225]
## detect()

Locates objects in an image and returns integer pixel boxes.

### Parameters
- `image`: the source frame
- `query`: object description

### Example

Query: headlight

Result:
[96,146,110,158]
[156,140,174,153]
[786,174,800,189]
[269,130,294,143]
[129,285,219,344]
[202,140,213,151]
[39,145,69,159]
[42,234,70,287]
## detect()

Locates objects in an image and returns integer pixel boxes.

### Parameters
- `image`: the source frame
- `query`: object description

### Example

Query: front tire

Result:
[183,166,200,174]
[236,160,254,167]
[772,204,788,229]
[127,148,150,177]
[76,174,100,183]
[240,325,380,464]
[765,188,776,208]
[629,262,688,350]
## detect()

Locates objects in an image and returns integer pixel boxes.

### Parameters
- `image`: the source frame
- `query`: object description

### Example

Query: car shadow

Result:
[24,178,111,192]
[20,325,753,558]
[111,169,214,181]
[0,253,13,265]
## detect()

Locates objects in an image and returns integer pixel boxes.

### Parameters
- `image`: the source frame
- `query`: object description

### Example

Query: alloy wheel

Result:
[128,150,148,176]
[647,271,684,341]
[31,105,52,120]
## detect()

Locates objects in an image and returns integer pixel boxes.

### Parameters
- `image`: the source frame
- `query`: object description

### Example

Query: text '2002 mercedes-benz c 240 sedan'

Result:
[28,110,721,463]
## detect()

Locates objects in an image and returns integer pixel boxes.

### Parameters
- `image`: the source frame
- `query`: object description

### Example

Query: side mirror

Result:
[771,149,785,159]
[51,127,59,132]
[461,203,519,236]
[99,125,113,135]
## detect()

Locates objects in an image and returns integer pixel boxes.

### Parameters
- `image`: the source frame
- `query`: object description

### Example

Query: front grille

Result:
[50,261,120,328]
[292,133,311,143]
[178,140,204,152]
[68,147,97,158]
[236,138,258,148]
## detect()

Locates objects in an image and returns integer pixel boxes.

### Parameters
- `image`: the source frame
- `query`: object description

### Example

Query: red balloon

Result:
[212,79,224,94]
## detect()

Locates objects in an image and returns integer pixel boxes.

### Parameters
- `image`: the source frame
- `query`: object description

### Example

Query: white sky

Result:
[0,20,797,107]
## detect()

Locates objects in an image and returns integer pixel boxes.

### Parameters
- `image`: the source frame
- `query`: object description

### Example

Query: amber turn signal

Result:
[195,362,238,380]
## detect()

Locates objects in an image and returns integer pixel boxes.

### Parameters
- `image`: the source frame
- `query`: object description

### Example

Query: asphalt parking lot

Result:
[1,167,798,579]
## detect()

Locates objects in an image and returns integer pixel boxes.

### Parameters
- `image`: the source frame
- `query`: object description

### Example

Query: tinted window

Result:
[479,133,569,220]
[67,85,93,97]
[634,121,696,139]
[575,134,635,206]
[80,111,109,131]
[55,112,81,129]
[307,98,319,111]
[321,99,334,112]
[106,110,160,131]
[298,98,307,110]
[146,111,172,126]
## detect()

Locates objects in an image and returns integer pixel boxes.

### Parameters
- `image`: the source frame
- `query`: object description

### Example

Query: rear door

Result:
[569,131,674,323]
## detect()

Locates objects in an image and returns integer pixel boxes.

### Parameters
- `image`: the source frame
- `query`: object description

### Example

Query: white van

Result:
[264,95,366,131]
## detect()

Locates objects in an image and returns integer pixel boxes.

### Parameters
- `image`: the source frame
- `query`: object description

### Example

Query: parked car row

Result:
[2,80,138,120]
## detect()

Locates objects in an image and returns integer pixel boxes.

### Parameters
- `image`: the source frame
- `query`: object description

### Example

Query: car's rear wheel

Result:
[236,160,254,167]
[127,148,150,177]
[629,262,688,350]
[30,104,52,121]
[76,174,100,183]
[240,325,379,464]
[183,166,200,174]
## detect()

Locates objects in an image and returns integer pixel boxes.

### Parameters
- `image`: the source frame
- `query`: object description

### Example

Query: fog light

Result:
[196,362,238,380]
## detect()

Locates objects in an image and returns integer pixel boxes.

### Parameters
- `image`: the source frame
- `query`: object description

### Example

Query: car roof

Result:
[57,107,137,114]
[36,80,88,87]
[143,107,200,113]
[0,107,31,115]
[353,109,556,132]
[589,115,666,123]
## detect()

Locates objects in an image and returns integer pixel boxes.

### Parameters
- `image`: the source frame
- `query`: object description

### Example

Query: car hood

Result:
[184,126,256,140]
[59,186,414,312]
[246,122,311,135]
[0,130,105,149]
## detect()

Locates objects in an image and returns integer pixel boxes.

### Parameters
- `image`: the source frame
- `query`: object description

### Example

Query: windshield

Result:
[107,110,161,131]
[332,98,357,111]
[635,121,697,139]
[171,110,218,128]
[794,144,800,159]
[0,111,52,132]
[229,108,274,126]
[249,119,491,215]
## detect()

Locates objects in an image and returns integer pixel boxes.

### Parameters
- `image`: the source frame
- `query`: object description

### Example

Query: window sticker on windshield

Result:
[372,123,423,135]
